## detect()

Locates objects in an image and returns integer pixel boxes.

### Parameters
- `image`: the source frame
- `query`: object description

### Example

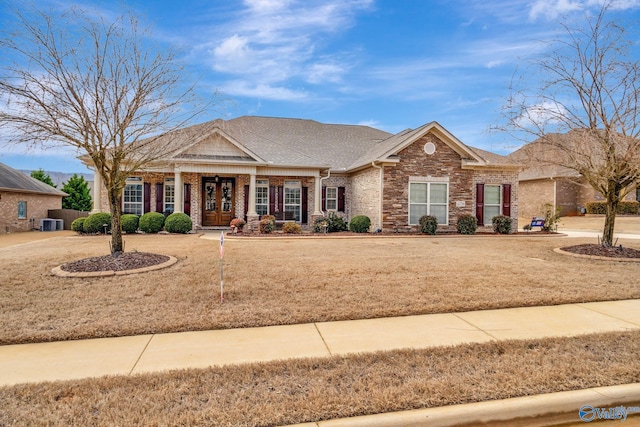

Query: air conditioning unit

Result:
[40,218,56,232]
[55,219,64,230]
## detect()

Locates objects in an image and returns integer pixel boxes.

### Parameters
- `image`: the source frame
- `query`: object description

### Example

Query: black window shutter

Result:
[502,184,511,217]
[269,186,276,216]
[156,183,164,213]
[338,186,345,212]
[322,186,326,211]
[244,185,249,219]
[143,182,151,214]
[475,183,484,224]
[184,184,191,216]
[302,187,308,224]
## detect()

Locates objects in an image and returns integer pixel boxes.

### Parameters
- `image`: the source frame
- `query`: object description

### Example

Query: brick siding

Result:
[0,191,63,233]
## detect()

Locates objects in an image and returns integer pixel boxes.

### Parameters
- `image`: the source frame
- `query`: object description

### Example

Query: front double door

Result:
[202,177,235,226]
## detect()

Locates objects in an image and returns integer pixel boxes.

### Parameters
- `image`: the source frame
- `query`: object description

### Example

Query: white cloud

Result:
[306,62,346,84]
[221,80,308,101]
[516,101,569,129]
[528,0,640,21]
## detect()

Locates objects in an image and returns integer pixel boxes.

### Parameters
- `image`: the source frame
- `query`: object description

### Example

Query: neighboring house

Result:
[508,132,639,219]
[85,116,520,232]
[0,162,68,233]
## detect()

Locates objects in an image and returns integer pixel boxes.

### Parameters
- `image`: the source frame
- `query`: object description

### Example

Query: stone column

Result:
[91,170,102,213]
[174,170,183,213]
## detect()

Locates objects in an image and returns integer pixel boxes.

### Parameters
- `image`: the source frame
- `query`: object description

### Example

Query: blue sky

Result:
[1,0,640,173]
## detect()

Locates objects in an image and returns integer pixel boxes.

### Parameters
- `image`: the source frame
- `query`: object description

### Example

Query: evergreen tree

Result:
[61,174,93,211]
[30,168,56,188]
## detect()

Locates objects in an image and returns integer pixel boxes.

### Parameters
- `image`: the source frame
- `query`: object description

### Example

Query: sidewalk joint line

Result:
[452,313,500,341]
[577,303,640,328]
[129,334,155,376]
[313,323,333,357]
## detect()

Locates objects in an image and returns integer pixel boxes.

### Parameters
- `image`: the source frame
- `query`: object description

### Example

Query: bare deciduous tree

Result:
[500,4,640,246]
[0,6,212,255]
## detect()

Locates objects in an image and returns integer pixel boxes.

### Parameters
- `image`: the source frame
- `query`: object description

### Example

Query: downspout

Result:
[319,169,331,217]
[372,161,383,231]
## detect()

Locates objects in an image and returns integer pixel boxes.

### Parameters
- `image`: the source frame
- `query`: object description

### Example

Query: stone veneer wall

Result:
[379,132,519,232]
[350,167,381,230]
[0,192,63,233]
[381,133,475,231]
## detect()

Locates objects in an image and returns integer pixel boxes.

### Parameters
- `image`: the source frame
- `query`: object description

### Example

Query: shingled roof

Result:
[0,162,67,196]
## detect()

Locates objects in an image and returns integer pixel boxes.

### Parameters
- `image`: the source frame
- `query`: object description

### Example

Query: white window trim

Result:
[164,178,175,214]
[256,179,269,216]
[284,180,302,222]
[408,180,449,226]
[326,186,338,211]
[123,177,144,215]
[483,184,502,225]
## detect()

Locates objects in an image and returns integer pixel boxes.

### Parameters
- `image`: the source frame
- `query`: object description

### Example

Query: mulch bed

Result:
[560,243,640,259]
[60,252,170,273]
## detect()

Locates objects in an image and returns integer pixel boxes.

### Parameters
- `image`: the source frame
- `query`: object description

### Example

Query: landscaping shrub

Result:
[586,201,639,215]
[71,217,86,233]
[260,215,276,234]
[419,215,438,235]
[165,212,192,234]
[349,215,371,233]
[456,214,477,235]
[313,212,348,233]
[492,215,512,234]
[121,214,139,234]
[83,212,111,234]
[541,203,561,232]
[282,221,302,234]
[139,212,165,233]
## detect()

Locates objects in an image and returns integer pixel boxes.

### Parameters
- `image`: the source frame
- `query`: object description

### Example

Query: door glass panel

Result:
[205,181,217,211]
[221,180,233,212]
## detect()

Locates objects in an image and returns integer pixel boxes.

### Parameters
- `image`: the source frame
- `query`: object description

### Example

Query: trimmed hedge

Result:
[71,217,86,233]
[282,221,302,234]
[586,201,639,215]
[349,215,371,233]
[83,212,111,234]
[313,212,348,233]
[121,214,139,234]
[139,212,165,233]
[419,215,438,235]
[165,212,192,233]
[492,215,512,234]
[456,214,478,235]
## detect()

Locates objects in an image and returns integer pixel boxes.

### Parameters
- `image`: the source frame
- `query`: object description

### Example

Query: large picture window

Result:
[409,182,448,225]
[256,179,269,216]
[284,180,301,221]
[123,177,143,215]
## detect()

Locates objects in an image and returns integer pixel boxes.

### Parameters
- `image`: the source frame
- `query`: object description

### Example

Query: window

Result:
[123,177,143,215]
[17,201,27,219]
[256,179,269,216]
[483,185,501,225]
[325,187,338,211]
[284,180,301,221]
[409,182,448,224]
[164,178,175,213]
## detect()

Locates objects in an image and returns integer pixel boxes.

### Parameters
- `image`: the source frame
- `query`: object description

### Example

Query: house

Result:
[0,162,68,233]
[86,116,521,232]
[508,131,639,219]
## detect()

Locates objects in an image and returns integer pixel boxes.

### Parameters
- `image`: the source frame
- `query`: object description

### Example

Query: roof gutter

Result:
[318,169,331,217]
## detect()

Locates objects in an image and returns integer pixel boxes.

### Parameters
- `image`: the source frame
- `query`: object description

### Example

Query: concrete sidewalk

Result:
[1,299,639,387]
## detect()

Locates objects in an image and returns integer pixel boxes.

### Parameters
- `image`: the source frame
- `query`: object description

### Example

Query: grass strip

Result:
[1,331,639,426]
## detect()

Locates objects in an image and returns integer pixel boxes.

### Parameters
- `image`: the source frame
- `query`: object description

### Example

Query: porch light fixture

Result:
[214,175,220,183]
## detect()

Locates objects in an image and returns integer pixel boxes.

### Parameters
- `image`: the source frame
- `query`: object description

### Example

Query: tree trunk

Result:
[107,187,124,256]
[602,181,620,247]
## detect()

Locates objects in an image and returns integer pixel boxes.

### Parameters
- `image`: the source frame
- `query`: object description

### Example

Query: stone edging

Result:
[553,247,640,262]
[51,255,178,278]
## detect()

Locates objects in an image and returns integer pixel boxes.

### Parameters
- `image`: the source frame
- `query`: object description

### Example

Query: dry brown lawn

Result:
[1,331,639,426]
[1,231,640,345]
